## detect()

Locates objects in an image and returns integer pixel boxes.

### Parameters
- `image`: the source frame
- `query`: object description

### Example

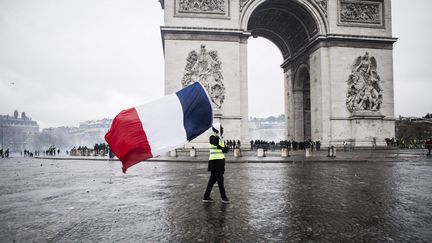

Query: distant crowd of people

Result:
[94,143,109,155]
[250,140,321,151]
[21,146,59,157]
[70,146,92,156]
[224,140,241,150]
[45,146,60,156]
[1,143,114,158]
[23,149,37,157]
[2,137,430,159]
[0,147,57,158]
[70,143,113,157]
[0,148,9,158]
[385,137,432,149]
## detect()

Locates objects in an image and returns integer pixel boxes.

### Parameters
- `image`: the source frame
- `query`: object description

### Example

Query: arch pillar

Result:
[284,68,295,140]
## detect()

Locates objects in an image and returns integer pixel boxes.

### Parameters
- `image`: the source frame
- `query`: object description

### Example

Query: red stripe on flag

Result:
[105,107,153,173]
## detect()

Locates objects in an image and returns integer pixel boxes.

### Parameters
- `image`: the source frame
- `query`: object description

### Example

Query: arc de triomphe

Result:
[159,0,396,148]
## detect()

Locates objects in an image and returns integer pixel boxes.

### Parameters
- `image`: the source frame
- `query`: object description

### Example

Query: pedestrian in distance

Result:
[426,138,432,156]
[203,122,230,203]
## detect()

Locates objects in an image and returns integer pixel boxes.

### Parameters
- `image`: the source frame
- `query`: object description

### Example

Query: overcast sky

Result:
[0,0,431,128]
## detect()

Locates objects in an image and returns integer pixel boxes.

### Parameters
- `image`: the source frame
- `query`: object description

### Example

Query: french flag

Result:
[105,82,213,173]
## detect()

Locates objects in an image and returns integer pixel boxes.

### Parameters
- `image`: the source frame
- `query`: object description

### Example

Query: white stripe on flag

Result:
[135,94,187,156]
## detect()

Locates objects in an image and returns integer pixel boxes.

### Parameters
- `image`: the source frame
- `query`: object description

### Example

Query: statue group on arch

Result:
[346,52,383,113]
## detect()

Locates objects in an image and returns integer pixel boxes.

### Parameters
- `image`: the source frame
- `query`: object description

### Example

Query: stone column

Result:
[240,36,249,146]
[284,68,295,140]
[309,47,332,147]
[293,88,304,141]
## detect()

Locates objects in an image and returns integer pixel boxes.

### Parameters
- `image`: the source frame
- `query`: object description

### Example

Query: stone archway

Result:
[159,0,396,148]
[293,64,311,141]
[243,0,327,60]
[243,0,321,143]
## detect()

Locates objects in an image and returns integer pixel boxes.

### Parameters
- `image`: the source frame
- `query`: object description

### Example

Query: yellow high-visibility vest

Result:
[209,137,225,160]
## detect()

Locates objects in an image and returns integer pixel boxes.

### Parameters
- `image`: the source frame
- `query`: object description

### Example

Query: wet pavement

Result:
[1,156,432,242]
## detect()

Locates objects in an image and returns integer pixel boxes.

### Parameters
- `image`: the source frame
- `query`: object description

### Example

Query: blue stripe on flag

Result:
[176,82,213,141]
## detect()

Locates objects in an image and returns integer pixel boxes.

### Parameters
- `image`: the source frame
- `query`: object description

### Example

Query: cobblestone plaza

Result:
[1,155,431,242]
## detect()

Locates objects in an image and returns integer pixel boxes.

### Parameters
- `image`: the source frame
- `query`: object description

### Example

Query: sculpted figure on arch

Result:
[182,45,226,109]
[346,52,383,113]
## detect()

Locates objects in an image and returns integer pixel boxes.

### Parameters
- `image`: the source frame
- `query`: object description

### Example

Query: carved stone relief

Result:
[315,0,328,17]
[346,52,383,113]
[339,0,383,26]
[182,45,226,109]
[179,0,226,14]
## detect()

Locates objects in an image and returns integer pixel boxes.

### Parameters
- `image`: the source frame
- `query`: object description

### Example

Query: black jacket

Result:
[208,135,228,172]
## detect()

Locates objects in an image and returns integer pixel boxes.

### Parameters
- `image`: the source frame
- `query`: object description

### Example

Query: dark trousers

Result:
[204,171,227,199]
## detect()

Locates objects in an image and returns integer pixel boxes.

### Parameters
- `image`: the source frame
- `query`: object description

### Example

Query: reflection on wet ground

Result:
[1,158,431,242]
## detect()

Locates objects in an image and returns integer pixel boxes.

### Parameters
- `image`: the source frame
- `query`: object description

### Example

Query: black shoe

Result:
[202,197,215,202]
[221,198,230,204]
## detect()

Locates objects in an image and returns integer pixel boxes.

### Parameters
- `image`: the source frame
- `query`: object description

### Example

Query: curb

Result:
[32,156,427,164]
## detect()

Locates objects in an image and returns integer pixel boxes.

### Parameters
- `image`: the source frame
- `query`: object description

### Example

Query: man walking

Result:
[426,137,432,156]
[203,123,229,203]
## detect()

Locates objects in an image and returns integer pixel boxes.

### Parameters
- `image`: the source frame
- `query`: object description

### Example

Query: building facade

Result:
[0,110,39,151]
[159,0,396,147]
[68,118,112,146]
